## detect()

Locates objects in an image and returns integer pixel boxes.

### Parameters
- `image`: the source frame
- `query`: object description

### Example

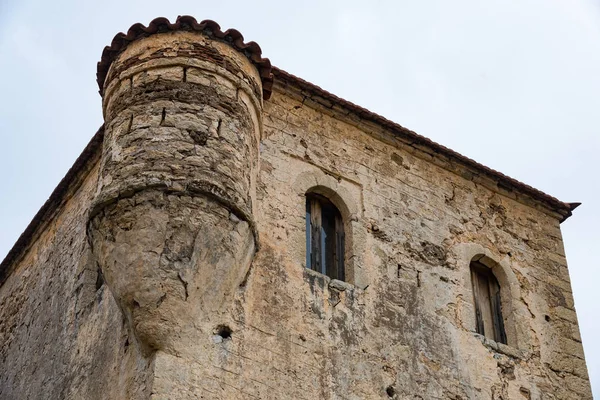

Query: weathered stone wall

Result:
[149,84,590,399]
[223,85,591,399]
[0,25,592,400]
[88,29,264,399]
[0,161,152,400]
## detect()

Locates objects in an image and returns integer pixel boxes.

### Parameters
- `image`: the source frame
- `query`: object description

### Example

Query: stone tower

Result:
[0,16,592,400]
[88,16,274,386]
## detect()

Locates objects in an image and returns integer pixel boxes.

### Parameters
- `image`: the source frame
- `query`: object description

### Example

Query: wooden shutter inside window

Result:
[309,199,322,274]
[471,267,485,336]
[335,214,345,281]
[478,270,495,338]
[489,278,507,344]
[471,262,507,344]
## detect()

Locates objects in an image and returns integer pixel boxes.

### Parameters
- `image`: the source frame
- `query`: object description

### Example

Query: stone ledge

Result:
[473,333,525,359]
[304,267,363,293]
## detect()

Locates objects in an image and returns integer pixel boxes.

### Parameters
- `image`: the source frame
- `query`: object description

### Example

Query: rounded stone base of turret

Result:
[89,190,255,353]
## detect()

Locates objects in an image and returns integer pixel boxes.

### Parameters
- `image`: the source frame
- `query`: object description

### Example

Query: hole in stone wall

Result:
[216,325,232,340]
[95,265,105,291]
[391,153,403,166]
[127,114,133,133]
[216,118,222,136]
[545,315,551,322]
[386,385,396,398]
[189,129,208,146]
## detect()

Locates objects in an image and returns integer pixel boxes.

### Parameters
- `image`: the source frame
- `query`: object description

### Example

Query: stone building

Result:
[0,16,592,399]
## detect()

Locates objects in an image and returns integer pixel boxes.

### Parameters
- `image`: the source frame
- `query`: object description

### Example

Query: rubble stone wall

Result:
[225,85,591,399]
[0,162,152,400]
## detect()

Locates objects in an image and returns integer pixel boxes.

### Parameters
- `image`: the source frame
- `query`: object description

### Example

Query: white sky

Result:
[0,0,598,396]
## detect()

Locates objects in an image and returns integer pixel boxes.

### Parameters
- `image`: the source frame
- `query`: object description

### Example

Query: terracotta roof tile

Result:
[96,16,274,99]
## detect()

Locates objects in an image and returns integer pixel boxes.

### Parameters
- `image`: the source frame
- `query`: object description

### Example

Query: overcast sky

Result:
[1,0,598,396]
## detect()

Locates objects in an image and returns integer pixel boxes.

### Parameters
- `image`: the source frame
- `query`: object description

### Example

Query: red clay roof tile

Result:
[96,15,274,99]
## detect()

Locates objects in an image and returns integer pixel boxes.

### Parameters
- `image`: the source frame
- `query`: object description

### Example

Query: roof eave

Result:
[271,67,576,223]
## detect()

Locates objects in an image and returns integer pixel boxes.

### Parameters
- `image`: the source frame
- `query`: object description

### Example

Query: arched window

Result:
[471,261,507,344]
[305,193,345,281]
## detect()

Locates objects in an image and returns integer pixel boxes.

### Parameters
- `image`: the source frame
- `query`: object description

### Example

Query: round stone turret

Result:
[88,16,271,353]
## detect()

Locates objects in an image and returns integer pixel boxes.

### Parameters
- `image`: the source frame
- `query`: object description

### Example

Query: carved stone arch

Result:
[452,243,530,350]
[293,172,359,219]
[292,170,368,289]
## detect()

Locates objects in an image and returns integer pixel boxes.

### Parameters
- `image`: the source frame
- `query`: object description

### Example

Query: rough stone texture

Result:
[86,30,263,397]
[0,162,152,400]
[0,24,592,400]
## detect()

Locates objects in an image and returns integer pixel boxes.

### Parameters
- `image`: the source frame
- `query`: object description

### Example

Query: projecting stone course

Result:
[0,16,591,400]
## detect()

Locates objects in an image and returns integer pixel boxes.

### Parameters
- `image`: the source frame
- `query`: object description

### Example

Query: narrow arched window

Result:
[471,261,507,344]
[306,193,345,280]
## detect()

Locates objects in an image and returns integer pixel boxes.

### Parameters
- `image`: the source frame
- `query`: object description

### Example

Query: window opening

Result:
[471,261,507,344]
[306,193,345,280]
